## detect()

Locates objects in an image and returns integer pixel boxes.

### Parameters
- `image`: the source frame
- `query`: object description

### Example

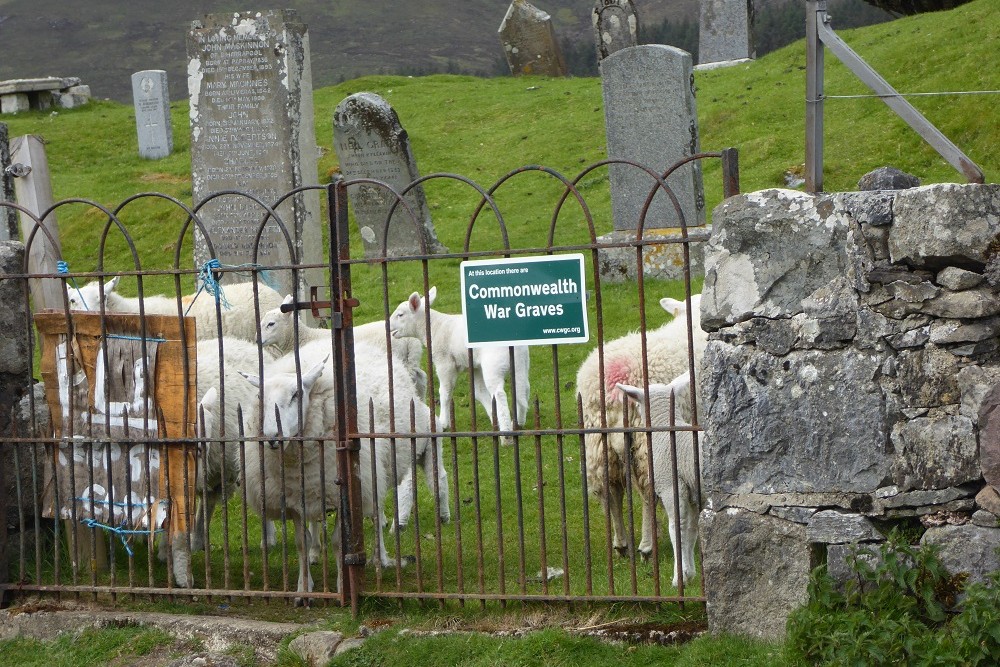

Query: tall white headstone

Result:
[131,70,173,160]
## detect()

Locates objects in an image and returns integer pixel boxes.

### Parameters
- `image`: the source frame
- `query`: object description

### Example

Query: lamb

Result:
[389,286,530,444]
[617,376,701,588]
[66,275,284,342]
[258,294,428,397]
[259,295,447,528]
[576,293,706,560]
[240,338,434,603]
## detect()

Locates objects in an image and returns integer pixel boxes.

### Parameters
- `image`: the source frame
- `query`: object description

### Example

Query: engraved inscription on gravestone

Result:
[498,0,568,77]
[131,70,173,160]
[699,0,755,65]
[186,10,322,295]
[592,0,639,62]
[601,44,705,232]
[333,93,447,259]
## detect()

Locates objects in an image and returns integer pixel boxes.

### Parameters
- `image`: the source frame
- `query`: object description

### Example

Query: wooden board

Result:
[34,311,197,547]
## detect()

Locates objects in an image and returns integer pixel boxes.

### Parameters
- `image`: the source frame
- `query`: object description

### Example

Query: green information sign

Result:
[461,254,589,347]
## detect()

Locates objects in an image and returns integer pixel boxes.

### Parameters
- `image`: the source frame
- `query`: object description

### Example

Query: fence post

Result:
[330,177,365,613]
[10,135,64,309]
[805,1,825,193]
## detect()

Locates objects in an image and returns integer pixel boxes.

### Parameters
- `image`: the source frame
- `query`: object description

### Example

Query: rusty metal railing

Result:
[0,151,737,611]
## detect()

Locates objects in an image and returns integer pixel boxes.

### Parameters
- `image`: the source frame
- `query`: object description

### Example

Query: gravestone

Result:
[592,0,639,61]
[698,0,755,67]
[332,93,447,258]
[498,0,567,77]
[186,10,322,297]
[598,44,706,282]
[1,123,17,241]
[131,70,173,160]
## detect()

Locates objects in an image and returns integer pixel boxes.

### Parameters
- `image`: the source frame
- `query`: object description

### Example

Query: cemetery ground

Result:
[1,2,998,663]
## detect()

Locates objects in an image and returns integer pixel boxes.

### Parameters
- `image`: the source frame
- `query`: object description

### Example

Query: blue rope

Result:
[80,517,163,557]
[106,333,167,343]
[57,260,90,311]
[187,259,279,315]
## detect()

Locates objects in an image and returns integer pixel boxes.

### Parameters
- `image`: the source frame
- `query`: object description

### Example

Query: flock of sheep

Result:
[64,274,707,599]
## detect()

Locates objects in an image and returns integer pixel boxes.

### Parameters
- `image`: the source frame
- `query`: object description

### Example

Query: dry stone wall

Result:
[699,183,1000,639]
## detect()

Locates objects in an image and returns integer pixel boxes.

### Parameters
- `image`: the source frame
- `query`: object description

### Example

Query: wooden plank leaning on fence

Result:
[34,311,197,582]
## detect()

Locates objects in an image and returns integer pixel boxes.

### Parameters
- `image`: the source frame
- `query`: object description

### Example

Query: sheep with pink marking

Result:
[575,293,706,563]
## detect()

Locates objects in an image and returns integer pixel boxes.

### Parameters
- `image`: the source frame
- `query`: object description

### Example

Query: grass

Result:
[0,625,177,667]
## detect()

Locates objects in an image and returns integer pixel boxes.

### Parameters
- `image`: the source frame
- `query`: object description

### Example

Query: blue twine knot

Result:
[187,259,232,315]
[80,517,163,557]
[57,260,90,311]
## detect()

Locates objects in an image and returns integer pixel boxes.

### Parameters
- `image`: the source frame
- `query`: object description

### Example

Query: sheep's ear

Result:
[427,286,437,306]
[616,383,646,405]
[105,275,121,292]
[666,373,691,395]
[282,294,294,305]
[302,358,327,392]
[201,386,218,407]
[238,371,261,388]
[408,291,422,312]
[659,297,685,318]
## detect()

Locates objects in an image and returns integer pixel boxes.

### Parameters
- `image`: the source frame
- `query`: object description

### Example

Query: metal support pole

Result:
[805,1,825,193]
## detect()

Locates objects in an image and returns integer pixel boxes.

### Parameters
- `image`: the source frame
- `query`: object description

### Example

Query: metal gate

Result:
[0,151,737,611]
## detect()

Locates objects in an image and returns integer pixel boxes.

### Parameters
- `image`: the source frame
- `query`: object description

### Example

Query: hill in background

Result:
[0,0,889,103]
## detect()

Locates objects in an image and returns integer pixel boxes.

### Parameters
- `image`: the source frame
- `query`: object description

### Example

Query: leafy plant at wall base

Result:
[787,532,1000,665]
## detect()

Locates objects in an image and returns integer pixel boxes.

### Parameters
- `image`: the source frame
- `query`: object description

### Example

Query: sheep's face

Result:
[66,276,118,311]
[258,295,294,346]
[258,309,286,346]
[389,286,436,340]
[241,358,326,448]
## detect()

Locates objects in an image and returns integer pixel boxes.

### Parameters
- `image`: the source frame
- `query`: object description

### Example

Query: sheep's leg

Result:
[479,363,514,443]
[422,438,451,522]
[190,490,220,553]
[607,481,630,557]
[261,520,278,548]
[512,348,530,428]
[436,363,459,430]
[637,491,656,560]
[679,494,699,586]
[308,519,325,564]
[294,518,314,607]
[394,465,417,530]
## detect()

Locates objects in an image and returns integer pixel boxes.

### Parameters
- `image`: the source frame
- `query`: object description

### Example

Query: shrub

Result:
[787,532,1000,665]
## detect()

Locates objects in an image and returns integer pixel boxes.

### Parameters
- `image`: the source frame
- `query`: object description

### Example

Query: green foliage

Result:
[787,533,1000,666]
[0,625,174,667]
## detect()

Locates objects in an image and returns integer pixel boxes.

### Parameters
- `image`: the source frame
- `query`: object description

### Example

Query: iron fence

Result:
[0,151,737,612]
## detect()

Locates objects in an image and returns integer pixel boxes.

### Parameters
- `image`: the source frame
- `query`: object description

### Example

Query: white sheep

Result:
[617,377,701,588]
[576,293,706,559]
[258,295,447,528]
[66,275,284,342]
[240,338,433,603]
[258,294,428,397]
[389,286,530,444]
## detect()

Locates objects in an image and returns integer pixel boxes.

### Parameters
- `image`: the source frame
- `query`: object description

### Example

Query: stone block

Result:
[921,524,1000,587]
[702,190,856,330]
[1,93,30,114]
[595,228,706,283]
[888,183,1000,270]
[806,510,883,544]
[701,341,890,495]
[700,507,813,640]
[891,415,979,490]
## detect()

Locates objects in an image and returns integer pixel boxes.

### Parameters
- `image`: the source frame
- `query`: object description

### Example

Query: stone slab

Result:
[132,71,172,160]
[187,9,323,297]
[592,0,639,61]
[601,44,705,232]
[698,0,755,65]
